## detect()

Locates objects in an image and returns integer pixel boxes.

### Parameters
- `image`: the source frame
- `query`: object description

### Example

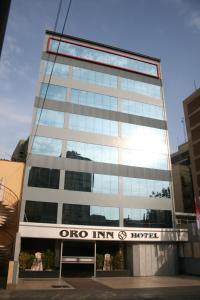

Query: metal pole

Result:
[94,242,96,278]
[59,240,63,278]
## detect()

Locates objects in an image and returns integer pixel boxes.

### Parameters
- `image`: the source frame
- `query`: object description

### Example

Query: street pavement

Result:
[1,276,200,299]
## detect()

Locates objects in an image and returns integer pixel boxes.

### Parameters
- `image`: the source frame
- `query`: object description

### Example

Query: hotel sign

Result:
[19,223,188,242]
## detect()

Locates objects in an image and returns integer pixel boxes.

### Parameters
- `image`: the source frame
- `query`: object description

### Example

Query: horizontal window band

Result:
[26,154,171,182]
[35,98,167,130]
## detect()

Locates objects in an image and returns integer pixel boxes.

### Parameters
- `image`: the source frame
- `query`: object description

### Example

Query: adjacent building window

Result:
[28,167,60,189]
[64,171,118,194]
[121,77,161,99]
[32,136,62,157]
[48,38,158,77]
[73,67,117,88]
[67,141,118,164]
[62,204,119,226]
[42,60,69,77]
[124,208,172,228]
[39,83,67,101]
[121,99,164,120]
[123,177,171,198]
[71,88,118,111]
[36,108,64,128]
[24,201,57,223]
[68,113,118,136]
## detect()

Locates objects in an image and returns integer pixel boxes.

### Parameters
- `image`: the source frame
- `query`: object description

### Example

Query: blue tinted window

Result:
[49,39,157,77]
[69,113,118,136]
[73,67,117,88]
[36,109,64,128]
[123,177,171,198]
[62,204,119,227]
[67,141,118,164]
[121,99,164,120]
[32,136,62,157]
[40,83,66,101]
[71,89,117,111]
[121,78,161,99]
[124,208,172,228]
[64,171,118,195]
[43,60,68,77]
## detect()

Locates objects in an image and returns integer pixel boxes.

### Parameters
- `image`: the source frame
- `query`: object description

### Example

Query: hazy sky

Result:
[0,0,200,159]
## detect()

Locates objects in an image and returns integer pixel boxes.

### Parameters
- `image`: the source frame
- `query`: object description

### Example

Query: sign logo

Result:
[118,231,127,240]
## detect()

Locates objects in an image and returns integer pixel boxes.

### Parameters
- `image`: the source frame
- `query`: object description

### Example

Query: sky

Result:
[0,0,200,159]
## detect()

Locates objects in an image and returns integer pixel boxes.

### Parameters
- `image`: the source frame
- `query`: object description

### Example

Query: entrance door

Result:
[61,241,95,277]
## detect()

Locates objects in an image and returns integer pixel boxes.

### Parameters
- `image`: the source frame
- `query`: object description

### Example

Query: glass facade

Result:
[73,67,117,88]
[121,77,161,99]
[24,201,57,223]
[43,60,69,77]
[28,167,60,189]
[71,89,118,111]
[121,99,164,120]
[69,113,118,136]
[36,108,64,128]
[123,177,170,198]
[39,83,67,101]
[67,141,118,164]
[49,39,158,76]
[66,140,169,170]
[124,208,172,228]
[62,204,119,226]
[65,171,118,194]
[32,136,62,157]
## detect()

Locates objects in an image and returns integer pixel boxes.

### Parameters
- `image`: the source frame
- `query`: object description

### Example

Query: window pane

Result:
[62,204,119,227]
[39,83,67,101]
[32,136,62,157]
[36,109,64,128]
[28,167,60,189]
[124,208,172,228]
[69,113,118,136]
[43,60,68,77]
[24,201,57,223]
[71,89,117,111]
[66,141,118,164]
[121,78,161,99]
[73,67,117,88]
[123,177,171,198]
[64,171,118,194]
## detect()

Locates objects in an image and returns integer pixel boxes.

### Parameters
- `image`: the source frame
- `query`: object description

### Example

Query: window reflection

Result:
[62,204,119,227]
[32,136,62,157]
[28,167,60,189]
[73,67,117,88]
[71,89,118,111]
[66,140,168,170]
[121,99,164,120]
[69,113,118,136]
[49,39,158,76]
[36,109,64,128]
[121,78,161,99]
[64,171,118,194]
[39,83,67,101]
[42,60,69,77]
[24,201,57,223]
[123,177,171,198]
[124,208,172,228]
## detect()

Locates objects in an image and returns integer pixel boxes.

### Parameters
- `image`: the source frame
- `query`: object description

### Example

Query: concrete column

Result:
[12,232,21,284]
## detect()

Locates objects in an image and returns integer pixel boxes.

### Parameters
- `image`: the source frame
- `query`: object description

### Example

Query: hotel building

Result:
[13,30,187,281]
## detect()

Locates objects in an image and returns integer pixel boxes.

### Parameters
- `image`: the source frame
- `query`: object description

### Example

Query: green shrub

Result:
[112,249,124,270]
[19,252,34,270]
[96,254,104,270]
[42,249,55,270]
